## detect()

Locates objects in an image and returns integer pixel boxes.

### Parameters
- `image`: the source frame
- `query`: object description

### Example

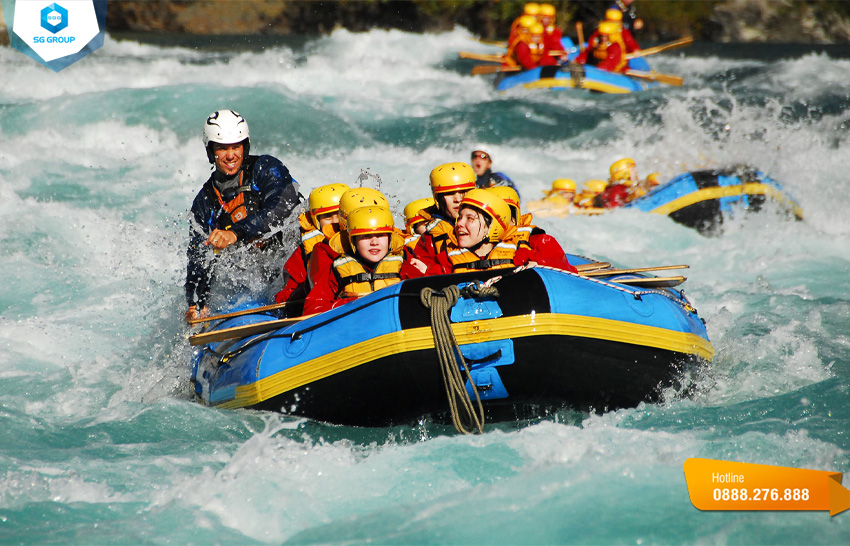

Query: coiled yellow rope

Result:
[420,283,499,434]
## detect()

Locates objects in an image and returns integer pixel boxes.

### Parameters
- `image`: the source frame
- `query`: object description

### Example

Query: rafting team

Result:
[189,110,665,322]
[503,1,643,73]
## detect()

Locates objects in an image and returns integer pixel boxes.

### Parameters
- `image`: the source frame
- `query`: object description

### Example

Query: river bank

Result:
[3,0,850,48]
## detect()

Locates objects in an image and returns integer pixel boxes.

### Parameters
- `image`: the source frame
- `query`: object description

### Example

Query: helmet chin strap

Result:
[467,238,488,254]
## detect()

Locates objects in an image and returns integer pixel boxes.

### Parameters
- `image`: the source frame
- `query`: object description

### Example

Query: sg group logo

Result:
[2,0,108,71]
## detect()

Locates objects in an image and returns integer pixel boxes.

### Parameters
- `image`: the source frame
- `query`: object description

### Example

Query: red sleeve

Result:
[434,250,453,276]
[603,185,631,208]
[517,239,578,273]
[576,31,598,64]
[401,258,426,279]
[409,234,440,269]
[544,30,563,53]
[514,42,537,70]
[622,30,640,53]
[274,249,307,303]
[538,50,558,66]
[597,42,624,72]
[303,245,339,315]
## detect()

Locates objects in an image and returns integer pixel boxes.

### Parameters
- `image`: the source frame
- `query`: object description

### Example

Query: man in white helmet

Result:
[185,109,301,322]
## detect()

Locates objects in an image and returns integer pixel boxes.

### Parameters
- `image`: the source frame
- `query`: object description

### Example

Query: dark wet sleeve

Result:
[229,155,301,242]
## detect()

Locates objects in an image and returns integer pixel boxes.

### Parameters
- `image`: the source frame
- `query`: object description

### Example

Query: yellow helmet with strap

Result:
[549,179,576,192]
[539,4,556,17]
[403,197,436,231]
[338,188,389,231]
[307,183,350,230]
[344,206,404,254]
[609,157,637,184]
[460,188,511,243]
[429,162,477,196]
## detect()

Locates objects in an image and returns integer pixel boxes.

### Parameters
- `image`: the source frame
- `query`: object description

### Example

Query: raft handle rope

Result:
[419,281,499,435]
[535,264,697,311]
[212,271,516,362]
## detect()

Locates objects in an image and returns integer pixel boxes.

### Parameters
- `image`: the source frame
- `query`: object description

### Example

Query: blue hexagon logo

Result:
[41,3,68,34]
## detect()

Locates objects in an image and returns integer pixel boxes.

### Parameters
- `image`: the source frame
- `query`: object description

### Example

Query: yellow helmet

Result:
[338,187,389,231]
[529,23,545,36]
[517,14,538,29]
[598,21,622,36]
[486,186,521,222]
[539,4,557,17]
[550,179,576,192]
[403,197,436,231]
[609,157,637,184]
[429,162,477,196]
[459,188,511,243]
[605,8,623,22]
[583,179,608,194]
[523,3,541,16]
[344,205,403,254]
[307,183,350,229]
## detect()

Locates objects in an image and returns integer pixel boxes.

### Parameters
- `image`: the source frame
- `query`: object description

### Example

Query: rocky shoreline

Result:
[3,1,850,47]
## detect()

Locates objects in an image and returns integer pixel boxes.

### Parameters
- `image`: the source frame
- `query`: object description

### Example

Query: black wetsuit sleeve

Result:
[228,155,300,242]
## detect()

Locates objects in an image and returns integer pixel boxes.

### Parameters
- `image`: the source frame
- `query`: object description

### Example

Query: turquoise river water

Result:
[1,27,849,544]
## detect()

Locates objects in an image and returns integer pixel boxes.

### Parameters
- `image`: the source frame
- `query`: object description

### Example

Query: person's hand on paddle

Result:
[205,229,237,250]
[186,305,210,323]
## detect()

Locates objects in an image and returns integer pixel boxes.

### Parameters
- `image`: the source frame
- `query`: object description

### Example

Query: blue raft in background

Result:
[627,166,804,234]
[496,37,658,94]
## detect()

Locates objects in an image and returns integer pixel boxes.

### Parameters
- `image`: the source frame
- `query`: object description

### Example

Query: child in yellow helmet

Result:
[274,183,349,312]
[432,189,576,274]
[303,205,409,315]
[406,162,477,275]
[402,196,436,254]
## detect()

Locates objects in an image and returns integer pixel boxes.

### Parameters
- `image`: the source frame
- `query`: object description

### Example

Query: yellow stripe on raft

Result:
[650,183,804,219]
[218,312,714,409]
[521,78,634,94]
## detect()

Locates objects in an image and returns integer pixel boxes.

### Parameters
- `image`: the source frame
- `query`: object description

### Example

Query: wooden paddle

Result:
[576,22,585,53]
[189,314,319,346]
[188,301,300,325]
[582,264,689,277]
[459,51,506,63]
[624,70,684,87]
[574,261,612,272]
[625,36,693,60]
[471,64,521,76]
[611,276,686,288]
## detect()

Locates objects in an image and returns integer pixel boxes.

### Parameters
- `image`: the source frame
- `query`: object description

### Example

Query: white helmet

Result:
[203,109,250,163]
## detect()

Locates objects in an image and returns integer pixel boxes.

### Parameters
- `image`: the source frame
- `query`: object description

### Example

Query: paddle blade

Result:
[626,36,693,59]
[625,69,684,87]
[471,64,520,76]
[459,51,505,63]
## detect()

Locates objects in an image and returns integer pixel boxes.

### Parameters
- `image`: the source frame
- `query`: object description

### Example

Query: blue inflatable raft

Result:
[626,166,804,234]
[496,38,658,94]
[190,257,713,427]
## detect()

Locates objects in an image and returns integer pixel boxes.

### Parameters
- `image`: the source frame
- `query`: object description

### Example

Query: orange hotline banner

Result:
[683,458,850,516]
